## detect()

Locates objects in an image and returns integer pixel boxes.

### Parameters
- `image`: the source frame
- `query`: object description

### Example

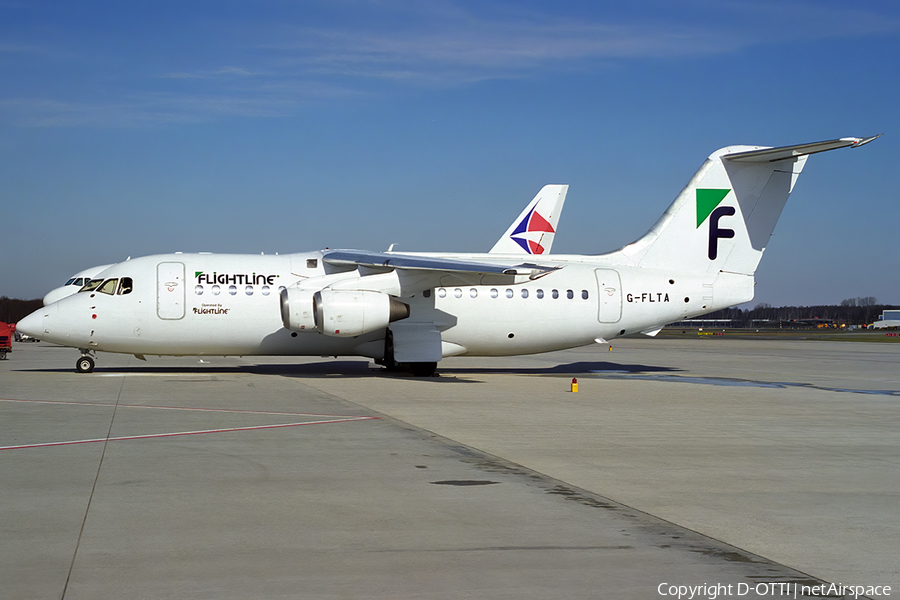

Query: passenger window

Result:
[438,288,446,298]
[228,285,237,296]
[521,289,529,299]
[490,288,498,298]
[262,286,270,296]
[118,277,133,295]
[245,285,253,296]
[307,259,317,269]
[567,289,574,299]
[551,289,559,299]
[97,279,119,295]
[212,285,221,296]
[423,289,431,298]
[536,289,544,299]
[470,288,477,298]
[454,288,462,298]
[505,289,513,298]
[582,290,589,300]
[195,285,204,296]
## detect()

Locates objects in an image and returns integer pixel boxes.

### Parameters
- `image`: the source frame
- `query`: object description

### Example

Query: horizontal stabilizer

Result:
[724,135,881,163]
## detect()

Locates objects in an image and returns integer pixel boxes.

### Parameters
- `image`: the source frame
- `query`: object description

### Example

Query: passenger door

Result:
[595,269,622,323]
[157,262,185,320]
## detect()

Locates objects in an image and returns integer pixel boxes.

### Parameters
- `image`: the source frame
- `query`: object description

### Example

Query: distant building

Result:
[872,310,900,329]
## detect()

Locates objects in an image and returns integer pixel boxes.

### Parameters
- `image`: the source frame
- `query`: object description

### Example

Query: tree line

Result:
[701,298,894,327]
[0,297,43,325]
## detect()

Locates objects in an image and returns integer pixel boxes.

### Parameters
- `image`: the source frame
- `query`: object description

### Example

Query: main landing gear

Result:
[409,361,438,377]
[76,351,95,373]
[375,330,438,377]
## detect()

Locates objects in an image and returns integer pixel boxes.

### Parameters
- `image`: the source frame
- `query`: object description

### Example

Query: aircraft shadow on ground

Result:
[15,360,680,378]
[435,361,681,376]
[15,361,374,377]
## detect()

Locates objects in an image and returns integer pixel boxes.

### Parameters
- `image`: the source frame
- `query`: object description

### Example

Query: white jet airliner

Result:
[17,137,878,375]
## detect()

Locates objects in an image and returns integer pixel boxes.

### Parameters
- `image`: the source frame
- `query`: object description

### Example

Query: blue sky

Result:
[2,0,898,306]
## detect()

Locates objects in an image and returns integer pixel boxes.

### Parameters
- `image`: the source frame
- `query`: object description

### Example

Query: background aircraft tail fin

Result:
[490,184,567,255]
[616,137,878,276]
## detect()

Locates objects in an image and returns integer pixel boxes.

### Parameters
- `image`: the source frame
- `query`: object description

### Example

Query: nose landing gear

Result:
[76,351,95,373]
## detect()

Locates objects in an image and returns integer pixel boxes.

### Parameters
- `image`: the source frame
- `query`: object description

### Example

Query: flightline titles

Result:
[657,582,891,599]
[195,271,279,285]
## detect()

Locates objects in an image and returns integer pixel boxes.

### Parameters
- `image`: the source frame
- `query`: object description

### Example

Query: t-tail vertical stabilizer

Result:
[616,137,880,282]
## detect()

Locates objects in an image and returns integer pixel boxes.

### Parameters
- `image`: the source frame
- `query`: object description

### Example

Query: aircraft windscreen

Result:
[80,279,104,293]
[97,279,119,295]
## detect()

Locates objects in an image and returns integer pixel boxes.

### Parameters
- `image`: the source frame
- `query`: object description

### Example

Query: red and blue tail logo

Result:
[510,207,555,254]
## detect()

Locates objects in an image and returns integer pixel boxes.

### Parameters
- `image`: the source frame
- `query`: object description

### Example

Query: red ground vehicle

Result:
[0,322,12,360]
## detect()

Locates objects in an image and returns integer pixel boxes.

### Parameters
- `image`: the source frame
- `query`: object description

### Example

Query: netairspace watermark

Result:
[657,582,892,599]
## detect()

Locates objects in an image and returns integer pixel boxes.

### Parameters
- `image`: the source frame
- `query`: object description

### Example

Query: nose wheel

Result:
[76,354,95,373]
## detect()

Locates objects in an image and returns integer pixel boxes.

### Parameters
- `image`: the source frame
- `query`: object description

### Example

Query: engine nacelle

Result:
[280,287,318,331]
[314,289,409,337]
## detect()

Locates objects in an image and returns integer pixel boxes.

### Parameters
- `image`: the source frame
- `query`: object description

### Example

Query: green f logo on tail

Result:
[696,189,734,260]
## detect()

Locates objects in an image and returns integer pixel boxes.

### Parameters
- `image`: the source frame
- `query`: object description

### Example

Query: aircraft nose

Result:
[17,306,49,338]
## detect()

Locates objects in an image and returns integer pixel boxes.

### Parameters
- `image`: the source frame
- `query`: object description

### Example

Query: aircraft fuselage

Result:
[31,250,743,361]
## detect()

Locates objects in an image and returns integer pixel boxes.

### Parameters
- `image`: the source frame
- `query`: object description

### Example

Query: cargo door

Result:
[157,262,185,320]
[595,269,622,323]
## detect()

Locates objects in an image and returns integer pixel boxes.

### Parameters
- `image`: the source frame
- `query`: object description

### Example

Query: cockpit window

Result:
[118,277,133,295]
[80,279,104,293]
[97,278,119,295]
[65,278,77,286]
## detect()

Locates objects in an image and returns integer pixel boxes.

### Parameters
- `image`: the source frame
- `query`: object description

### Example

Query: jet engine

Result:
[281,287,409,337]
[280,288,318,331]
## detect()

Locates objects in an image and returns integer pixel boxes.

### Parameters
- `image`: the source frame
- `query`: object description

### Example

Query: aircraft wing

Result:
[322,249,558,277]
